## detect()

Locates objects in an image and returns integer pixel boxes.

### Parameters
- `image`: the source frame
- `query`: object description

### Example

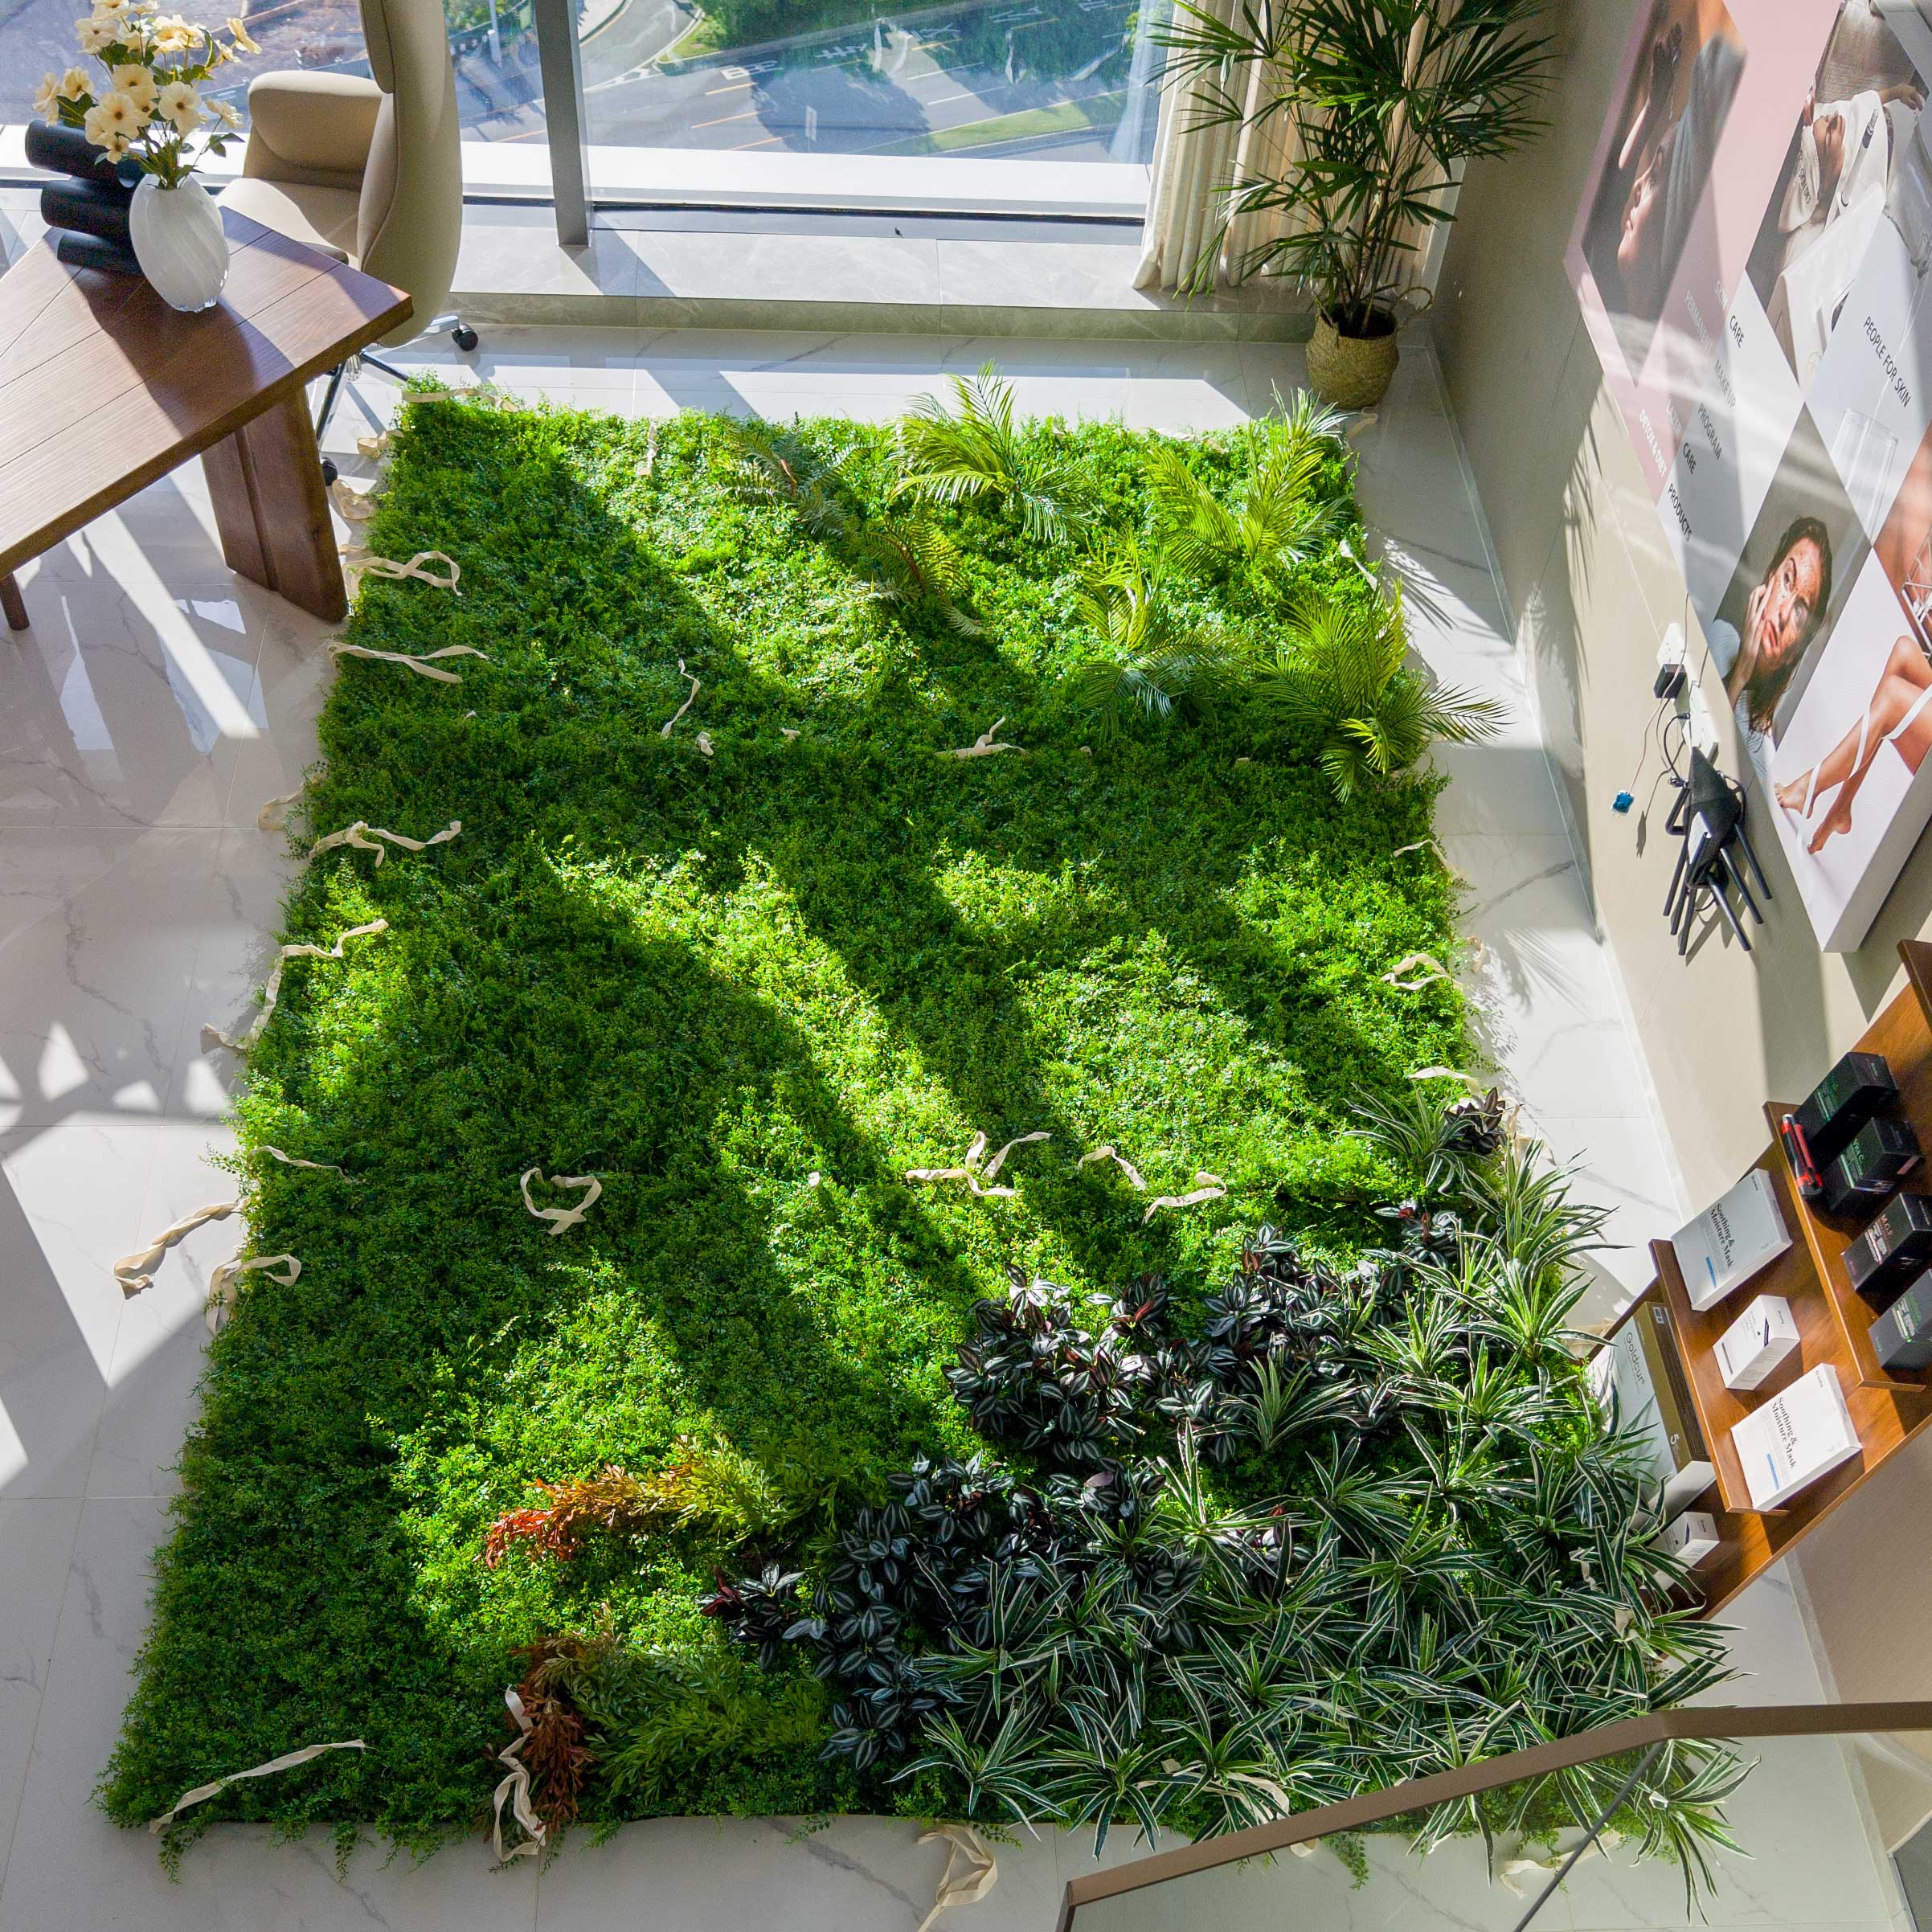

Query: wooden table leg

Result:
[203,389,346,623]
[0,571,26,631]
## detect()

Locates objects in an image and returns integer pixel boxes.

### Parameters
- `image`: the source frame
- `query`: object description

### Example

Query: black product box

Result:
[1820,1115,1922,1219]
[1873,1271,1932,1372]
[1794,1051,1899,1170]
[1844,1193,1932,1308]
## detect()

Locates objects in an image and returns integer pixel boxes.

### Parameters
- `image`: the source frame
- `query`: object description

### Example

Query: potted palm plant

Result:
[1160,0,1553,409]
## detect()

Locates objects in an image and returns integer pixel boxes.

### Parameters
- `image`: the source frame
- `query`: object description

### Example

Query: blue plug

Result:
[1612,790,1635,814]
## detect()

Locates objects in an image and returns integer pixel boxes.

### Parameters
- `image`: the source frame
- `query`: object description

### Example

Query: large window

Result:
[0,0,1165,219]
[582,0,1167,167]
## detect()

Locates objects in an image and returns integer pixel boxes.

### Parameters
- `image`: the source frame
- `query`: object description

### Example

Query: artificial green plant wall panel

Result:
[104,395,1480,1846]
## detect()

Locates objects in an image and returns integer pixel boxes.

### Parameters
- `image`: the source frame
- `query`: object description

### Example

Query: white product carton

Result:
[1660,1510,1721,1566]
[1672,1169,1790,1311]
[1731,1363,1862,1511]
[1713,1295,1801,1393]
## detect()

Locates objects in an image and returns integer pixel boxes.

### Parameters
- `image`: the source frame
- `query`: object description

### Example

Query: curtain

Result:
[1134,2,1455,306]
[1134,0,1246,293]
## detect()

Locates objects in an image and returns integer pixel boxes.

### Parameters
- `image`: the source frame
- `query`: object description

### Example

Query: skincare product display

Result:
[1730,1363,1862,1511]
[1873,1272,1932,1372]
[1843,1193,1932,1308]
[1819,1115,1922,1219]
[1590,1301,1716,1517]
[1788,1050,1899,1172]
[1659,1510,1721,1567]
[1671,1168,1790,1311]
[1713,1294,1800,1393]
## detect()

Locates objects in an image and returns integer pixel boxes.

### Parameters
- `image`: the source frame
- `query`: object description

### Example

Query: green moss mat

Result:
[102,398,1470,1845]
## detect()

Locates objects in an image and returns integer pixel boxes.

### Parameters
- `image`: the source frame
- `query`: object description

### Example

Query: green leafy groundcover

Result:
[104,393,1476,1846]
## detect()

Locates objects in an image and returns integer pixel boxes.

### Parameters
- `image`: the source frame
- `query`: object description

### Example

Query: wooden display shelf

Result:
[1635,939,1932,1613]
[1759,1099,1927,1393]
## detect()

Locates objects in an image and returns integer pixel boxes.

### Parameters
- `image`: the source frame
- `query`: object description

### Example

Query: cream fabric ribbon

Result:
[326,642,488,684]
[915,1824,997,1931]
[341,548,461,595]
[491,1688,546,1862]
[355,428,392,460]
[202,919,389,1054]
[309,820,461,866]
[1380,952,1451,993]
[148,1737,366,1833]
[661,658,700,737]
[327,477,377,524]
[1393,835,1470,884]
[907,1131,1048,1199]
[261,1146,354,1180]
[939,718,1021,759]
[520,1169,601,1235]
[1143,1172,1226,1223]
[258,788,301,833]
[1079,1145,1147,1189]
[207,1252,301,1335]
[113,1200,238,1298]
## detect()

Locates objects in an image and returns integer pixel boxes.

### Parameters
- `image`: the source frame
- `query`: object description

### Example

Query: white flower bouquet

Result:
[36,0,258,187]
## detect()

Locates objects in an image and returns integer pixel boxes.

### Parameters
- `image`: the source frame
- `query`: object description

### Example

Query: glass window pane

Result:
[582,0,1169,206]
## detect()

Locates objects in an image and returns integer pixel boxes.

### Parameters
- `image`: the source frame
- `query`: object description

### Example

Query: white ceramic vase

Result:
[129,174,229,313]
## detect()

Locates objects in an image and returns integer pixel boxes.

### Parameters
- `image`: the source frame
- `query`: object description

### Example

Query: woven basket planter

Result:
[1307,312,1399,411]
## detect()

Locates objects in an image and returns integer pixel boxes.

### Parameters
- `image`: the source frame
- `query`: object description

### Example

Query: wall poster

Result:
[1570,0,1932,952]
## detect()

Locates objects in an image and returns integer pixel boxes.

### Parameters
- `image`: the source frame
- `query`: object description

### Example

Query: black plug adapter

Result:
[1653,661,1687,702]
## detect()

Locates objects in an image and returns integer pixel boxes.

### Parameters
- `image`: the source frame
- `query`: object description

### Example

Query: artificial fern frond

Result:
[1271,585,1501,798]
[895,362,1083,543]
[1065,535,1228,732]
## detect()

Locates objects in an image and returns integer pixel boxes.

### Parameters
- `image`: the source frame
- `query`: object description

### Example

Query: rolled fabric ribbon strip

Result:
[148,1737,366,1833]
[915,1824,997,1932]
[260,1146,354,1179]
[520,1168,602,1236]
[113,1200,238,1297]
[660,658,700,737]
[257,788,301,833]
[201,919,389,1054]
[326,477,376,523]
[906,1130,1047,1199]
[325,641,487,684]
[308,820,461,866]
[1380,951,1451,992]
[490,1687,546,1862]
[341,547,461,595]
[206,1252,301,1335]
[1078,1145,1147,1189]
[939,718,1021,759]
[1142,1172,1226,1224]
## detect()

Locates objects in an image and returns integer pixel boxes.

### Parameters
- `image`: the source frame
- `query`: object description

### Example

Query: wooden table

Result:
[0,208,409,627]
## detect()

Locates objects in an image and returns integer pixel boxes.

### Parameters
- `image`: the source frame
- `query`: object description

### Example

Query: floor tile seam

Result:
[0,1496,86,1901]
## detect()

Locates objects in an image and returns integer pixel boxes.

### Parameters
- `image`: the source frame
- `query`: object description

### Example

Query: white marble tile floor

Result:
[0,323,1873,1928]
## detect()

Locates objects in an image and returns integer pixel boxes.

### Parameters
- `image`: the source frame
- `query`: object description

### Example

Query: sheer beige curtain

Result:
[1134,2,1454,304]
[1136,0,1299,293]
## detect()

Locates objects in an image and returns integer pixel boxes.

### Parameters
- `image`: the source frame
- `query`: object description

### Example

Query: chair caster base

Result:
[452,323,478,353]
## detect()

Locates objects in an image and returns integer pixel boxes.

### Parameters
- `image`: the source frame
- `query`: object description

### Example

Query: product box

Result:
[1659,1509,1721,1566]
[1819,1115,1922,1220]
[1873,1271,1932,1373]
[1792,1050,1898,1169]
[1713,1294,1800,1392]
[1844,1193,1932,1308]
[1672,1168,1791,1311]
[1589,1302,1717,1516]
[1730,1363,1862,1511]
